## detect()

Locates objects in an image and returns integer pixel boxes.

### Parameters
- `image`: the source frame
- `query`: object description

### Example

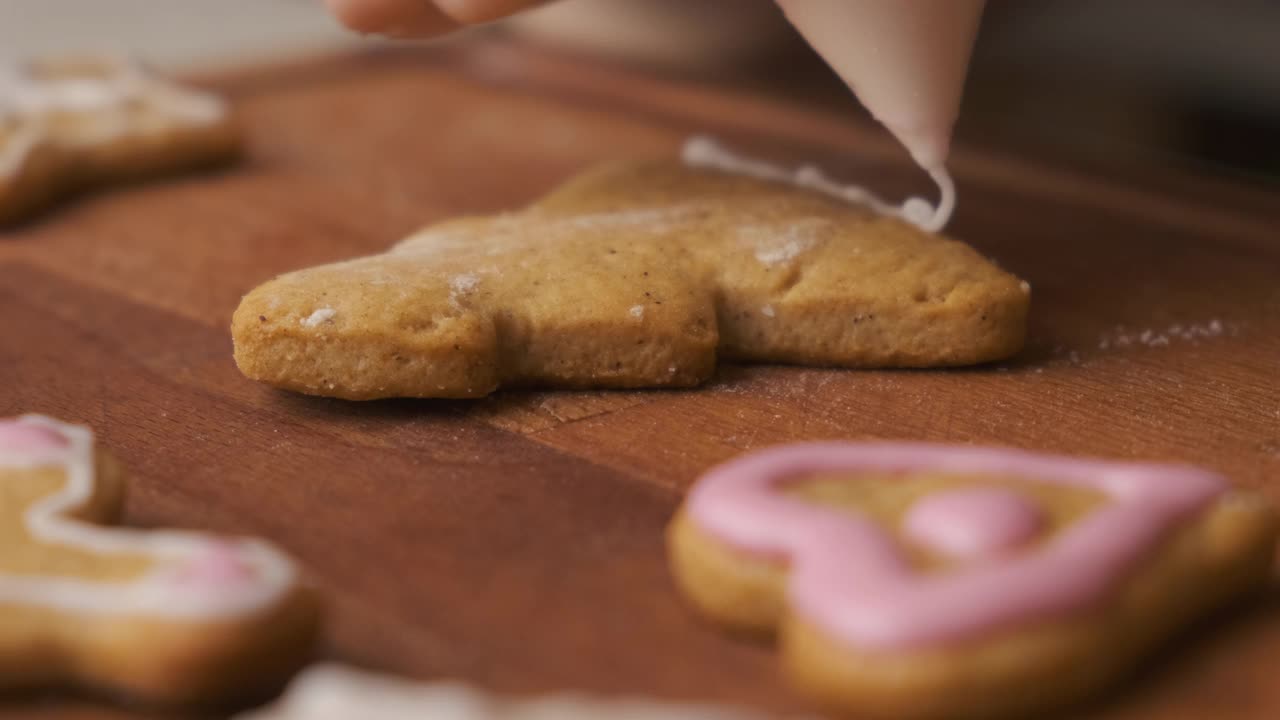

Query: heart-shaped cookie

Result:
[668,443,1277,719]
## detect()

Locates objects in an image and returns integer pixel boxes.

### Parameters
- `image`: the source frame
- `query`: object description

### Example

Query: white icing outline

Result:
[0,415,297,617]
[681,136,956,233]
[238,664,771,720]
[0,55,228,181]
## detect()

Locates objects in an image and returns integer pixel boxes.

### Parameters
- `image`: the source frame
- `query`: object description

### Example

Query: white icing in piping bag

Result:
[775,0,986,175]
[682,136,956,233]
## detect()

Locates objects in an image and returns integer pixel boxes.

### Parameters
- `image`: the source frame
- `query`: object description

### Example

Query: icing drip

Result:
[0,415,296,617]
[682,136,956,233]
[686,442,1225,651]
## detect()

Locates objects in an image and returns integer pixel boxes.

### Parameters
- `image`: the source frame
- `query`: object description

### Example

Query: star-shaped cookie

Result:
[233,158,1029,400]
[0,56,239,225]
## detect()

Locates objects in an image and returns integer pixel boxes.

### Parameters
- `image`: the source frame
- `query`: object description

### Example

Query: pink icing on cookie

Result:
[0,419,69,453]
[686,443,1225,651]
[172,542,257,587]
[0,414,297,619]
[903,487,1042,559]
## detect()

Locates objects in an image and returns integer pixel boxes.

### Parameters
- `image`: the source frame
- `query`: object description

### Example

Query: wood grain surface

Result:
[1,39,1278,719]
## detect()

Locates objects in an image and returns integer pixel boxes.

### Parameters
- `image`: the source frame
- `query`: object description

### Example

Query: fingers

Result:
[324,0,458,37]
[324,0,551,37]
[433,0,551,25]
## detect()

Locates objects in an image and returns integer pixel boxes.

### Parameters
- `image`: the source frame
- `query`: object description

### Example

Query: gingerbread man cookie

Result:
[238,664,775,720]
[233,141,1028,400]
[667,443,1277,719]
[0,56,239,225]
[0,416,317,704]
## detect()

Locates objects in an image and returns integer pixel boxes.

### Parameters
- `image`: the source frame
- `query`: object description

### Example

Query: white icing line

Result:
[0,55,228,181]
[236,664,777,720]
[0,415,297,617]
[682,136,956,233]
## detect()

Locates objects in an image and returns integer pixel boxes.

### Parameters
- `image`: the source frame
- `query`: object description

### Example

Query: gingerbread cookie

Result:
[0,415,316,704]
[667,443,1277,719]
[238,664,773,720]
[0,56,239,225]
[232,141,1028,400]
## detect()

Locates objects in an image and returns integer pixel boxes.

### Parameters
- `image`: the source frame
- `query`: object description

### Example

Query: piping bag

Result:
[774,0,986,232]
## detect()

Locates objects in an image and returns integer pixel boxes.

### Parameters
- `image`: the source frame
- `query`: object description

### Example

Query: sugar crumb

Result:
[762,305,776,318]
[301,308,336,328]
[1020,280,1031,293]
[448,274,481,308]
[629,305,645,319]
[742,220,825,266]
[1096,318,1228,351]
[451,274,479,293]
[755,239,808,265]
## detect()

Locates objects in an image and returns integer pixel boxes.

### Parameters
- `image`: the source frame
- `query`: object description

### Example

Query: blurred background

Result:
[2,0,1277,183]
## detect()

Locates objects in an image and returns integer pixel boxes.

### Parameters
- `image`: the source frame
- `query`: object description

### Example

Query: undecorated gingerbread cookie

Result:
[238,664,773,720]
[667,443,1277,719]
[232,141,1028,400]
[0,56,239,225]
[0,415,317,704]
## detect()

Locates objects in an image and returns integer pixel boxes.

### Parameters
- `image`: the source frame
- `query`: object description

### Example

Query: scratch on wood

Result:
[468,391,653,435]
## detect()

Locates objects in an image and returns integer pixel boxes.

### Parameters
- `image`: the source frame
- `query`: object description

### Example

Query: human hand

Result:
[323,0,548,37]
[323,0,983,208]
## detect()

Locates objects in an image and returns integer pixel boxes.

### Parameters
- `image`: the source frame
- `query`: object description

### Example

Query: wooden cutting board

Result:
[1,39,1277,719]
